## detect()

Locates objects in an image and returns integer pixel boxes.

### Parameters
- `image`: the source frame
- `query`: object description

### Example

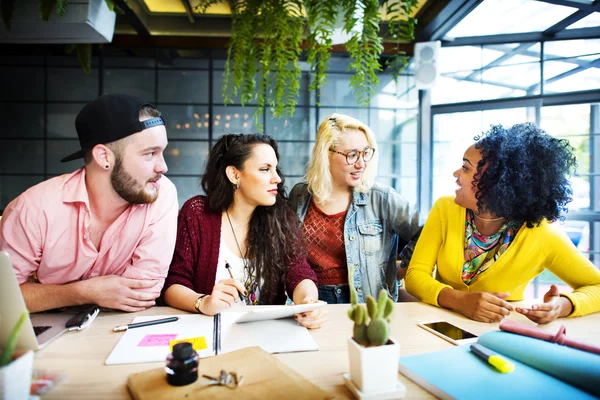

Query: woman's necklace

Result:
[225,210,257,304]
[474,214,505,222]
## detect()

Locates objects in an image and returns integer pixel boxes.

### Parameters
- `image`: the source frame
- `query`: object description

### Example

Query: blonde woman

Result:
[289,114,420,303]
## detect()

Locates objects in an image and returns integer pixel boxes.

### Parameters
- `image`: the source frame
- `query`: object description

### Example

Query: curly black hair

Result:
[473,123,577,228]
[201,133,305,304]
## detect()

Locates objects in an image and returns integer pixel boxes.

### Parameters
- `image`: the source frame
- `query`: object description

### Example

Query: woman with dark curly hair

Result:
[163,134,326,329]
[405,123,600,324]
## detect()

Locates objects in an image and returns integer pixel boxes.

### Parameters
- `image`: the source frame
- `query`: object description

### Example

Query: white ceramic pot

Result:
[347,336,400,393]
[0,350,33,400]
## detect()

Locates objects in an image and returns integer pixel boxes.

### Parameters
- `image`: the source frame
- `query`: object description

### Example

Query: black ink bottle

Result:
[165,342,199,386]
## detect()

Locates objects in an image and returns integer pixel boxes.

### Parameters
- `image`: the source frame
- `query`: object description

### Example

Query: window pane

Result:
[164,141,209,176]
[318,74,357,107]
[161,105,210,140]
[540,104,592,211]
[432,108,530,203]
[158,70,209,104]
[169,176,204,210]
[433,44,541,104]
[543,39,600,94]
[0,140,44,173]
[319,108,368,127]
[47,140,83,174]
[47,103,86,139]
[103,69,156,102]
[445,0,576,37]
[566,12,600,29]
[0,175,45,211]
[212,107,261,138]
[265,107,315,141]
[47,67,98,102]
[0,103,44,138]
[213,71,258,105]
[0,67,44,101]
[277,141,313,178]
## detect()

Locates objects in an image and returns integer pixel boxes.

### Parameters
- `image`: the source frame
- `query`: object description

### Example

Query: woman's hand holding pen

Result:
[294,297,327,329]
[200,279,247,315]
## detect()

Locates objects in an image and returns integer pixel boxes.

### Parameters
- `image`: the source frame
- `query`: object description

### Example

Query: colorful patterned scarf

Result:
[462,210,520,285]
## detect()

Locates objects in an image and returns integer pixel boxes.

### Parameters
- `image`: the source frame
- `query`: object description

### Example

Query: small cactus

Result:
[347,266,394,347]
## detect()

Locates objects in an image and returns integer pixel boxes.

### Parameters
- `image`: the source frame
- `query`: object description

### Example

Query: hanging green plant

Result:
[197,0,304,127]
[197,0,417,122]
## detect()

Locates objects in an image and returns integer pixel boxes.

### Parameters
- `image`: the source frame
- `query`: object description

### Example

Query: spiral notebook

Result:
[105,310,319,365]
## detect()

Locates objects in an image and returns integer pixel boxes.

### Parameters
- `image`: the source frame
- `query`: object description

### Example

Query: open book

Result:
[105,310,318,365]
[398,330,600,400]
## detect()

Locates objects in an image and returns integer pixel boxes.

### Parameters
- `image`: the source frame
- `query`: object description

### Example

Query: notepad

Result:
[398,330,600,400]
[105,311,318,365]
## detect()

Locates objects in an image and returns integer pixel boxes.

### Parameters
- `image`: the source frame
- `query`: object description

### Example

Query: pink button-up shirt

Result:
[0,168,178,297]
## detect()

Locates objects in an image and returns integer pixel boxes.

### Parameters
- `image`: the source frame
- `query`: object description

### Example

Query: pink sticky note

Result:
[138,334,178,347]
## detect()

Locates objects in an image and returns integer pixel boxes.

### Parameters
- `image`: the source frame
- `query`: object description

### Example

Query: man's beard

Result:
[110,157,160,204]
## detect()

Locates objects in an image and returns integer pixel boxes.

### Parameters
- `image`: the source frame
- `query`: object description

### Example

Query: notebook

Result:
[127,346,332,400]
[398,330,600,400]
[0,251,72,351]
[105,310,319,365]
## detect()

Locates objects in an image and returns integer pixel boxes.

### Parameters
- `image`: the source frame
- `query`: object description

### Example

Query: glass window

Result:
[47,103,86,139]
[164,141,209,176]
[47,140,83,174]
[265,107,316,141]
[0,175,45,211]
[319,107,368,127]
[432,108,531,203]
[212,71,259,105]
[0,140,44,174]
[169,176,204,210]
[432,44,541,104]
[540,104,593,212]
[103,69,156,102]
[0,67,44,101]
[158,58,210,69]
[445,0,576,38]
[318,74,358,107]
[0,103,44,138]
[212,107,262,138]
[543,39,600,94]
[566,12,600,29]
[47,68,98,101]
[158,70,209,104]
[160,105,210,140]
[277,141,314,178]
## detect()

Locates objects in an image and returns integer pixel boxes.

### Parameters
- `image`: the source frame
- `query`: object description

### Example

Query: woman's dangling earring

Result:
[233,181,239,191]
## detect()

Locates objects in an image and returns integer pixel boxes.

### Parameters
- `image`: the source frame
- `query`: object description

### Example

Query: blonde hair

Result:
[306,113,379,203]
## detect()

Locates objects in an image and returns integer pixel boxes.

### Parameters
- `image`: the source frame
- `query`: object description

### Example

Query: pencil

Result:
[225,260,246,303]
[113,316,179,332]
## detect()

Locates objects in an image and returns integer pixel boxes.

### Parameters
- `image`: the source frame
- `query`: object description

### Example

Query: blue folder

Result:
[398,331,600,400]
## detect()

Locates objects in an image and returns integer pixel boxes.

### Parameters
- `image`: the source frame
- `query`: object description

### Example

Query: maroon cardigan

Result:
[163,196,317,305]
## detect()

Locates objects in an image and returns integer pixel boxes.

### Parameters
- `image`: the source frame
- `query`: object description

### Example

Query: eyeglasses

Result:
[329,147,375,165]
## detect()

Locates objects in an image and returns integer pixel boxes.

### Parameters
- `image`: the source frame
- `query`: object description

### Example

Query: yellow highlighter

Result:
[470,343,515,374]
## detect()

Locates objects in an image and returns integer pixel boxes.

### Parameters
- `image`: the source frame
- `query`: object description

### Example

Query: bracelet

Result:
[194,294,209,314]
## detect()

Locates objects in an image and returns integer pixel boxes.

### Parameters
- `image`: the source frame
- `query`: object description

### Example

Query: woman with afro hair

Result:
[405,123,600,324]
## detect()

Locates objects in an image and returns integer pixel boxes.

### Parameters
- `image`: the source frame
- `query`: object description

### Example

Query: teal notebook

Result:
[398,331,600,400]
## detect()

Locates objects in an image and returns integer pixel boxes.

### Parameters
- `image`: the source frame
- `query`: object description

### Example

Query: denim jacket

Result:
[289,182,420,302]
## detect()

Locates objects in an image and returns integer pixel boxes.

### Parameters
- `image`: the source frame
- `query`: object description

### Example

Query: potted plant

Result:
[0,311,34,400]
[346,267,399,394]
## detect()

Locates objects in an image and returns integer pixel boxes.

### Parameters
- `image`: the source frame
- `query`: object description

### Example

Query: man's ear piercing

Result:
[105,165,109,169]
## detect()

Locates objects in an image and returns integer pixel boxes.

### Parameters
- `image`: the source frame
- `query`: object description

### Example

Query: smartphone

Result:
[417,320,478,346]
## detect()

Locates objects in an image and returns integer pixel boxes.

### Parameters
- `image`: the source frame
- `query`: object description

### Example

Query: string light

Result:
[193,113,199,119]
[225,123,230,128]
[225,115,231,120]
[243,122,248,128]
[234,113,239,118]
[216,115,221,120]
[176,123,181,129]
[184,123,190,129]
[205,113,209,119]
[215,121,220,126]
[204,122,209,127]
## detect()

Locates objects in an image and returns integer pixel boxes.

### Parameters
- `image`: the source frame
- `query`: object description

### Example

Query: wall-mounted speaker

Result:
[414,41,441,90]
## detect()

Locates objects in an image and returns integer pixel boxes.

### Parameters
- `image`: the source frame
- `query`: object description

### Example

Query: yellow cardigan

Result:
[405,196,600,317]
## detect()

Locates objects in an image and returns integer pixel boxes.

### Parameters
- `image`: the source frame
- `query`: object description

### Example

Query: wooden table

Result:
[34,302,600,399]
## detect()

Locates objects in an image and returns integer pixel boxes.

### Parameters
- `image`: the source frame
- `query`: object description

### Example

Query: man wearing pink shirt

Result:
[0,93,178,312]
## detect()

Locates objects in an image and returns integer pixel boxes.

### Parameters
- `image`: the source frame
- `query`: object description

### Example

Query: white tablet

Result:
[234,301,327,324]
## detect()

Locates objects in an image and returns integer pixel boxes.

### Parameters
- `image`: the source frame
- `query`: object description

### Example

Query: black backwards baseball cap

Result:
[61,93,165,162]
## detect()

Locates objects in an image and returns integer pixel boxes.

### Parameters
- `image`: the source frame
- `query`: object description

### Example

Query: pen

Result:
[225,260,246,303]
[470,343,515,374]
[113,316,179,332]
